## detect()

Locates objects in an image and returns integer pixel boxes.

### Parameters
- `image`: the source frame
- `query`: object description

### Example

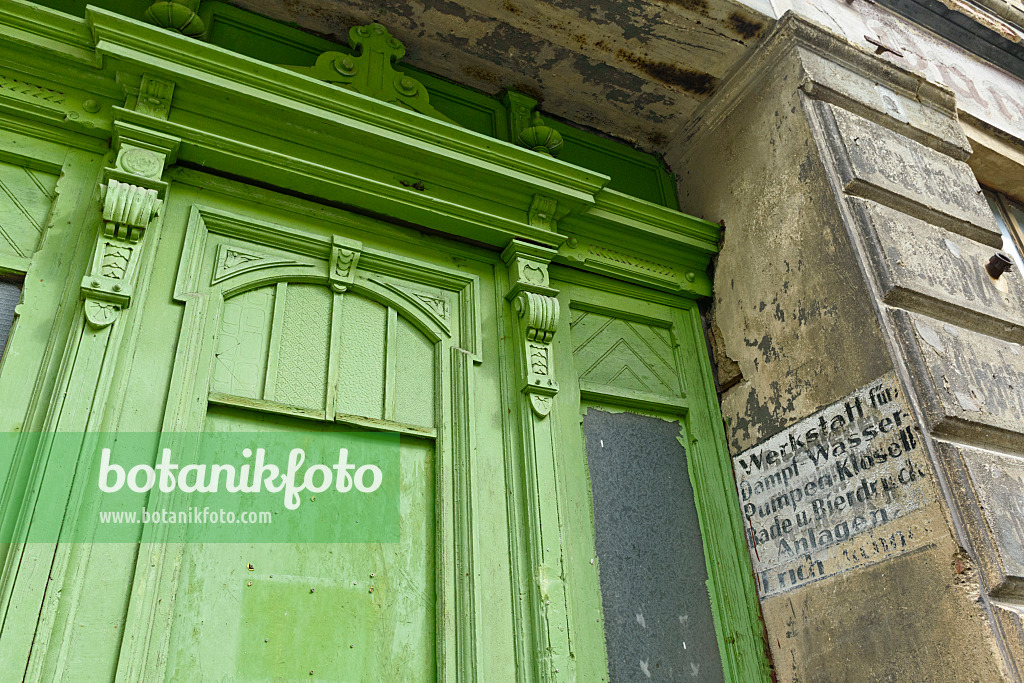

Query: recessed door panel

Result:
[163,405,436,682]
[151,202,486,681]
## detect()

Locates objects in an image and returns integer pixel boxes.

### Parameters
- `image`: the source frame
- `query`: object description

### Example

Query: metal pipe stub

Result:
[986,252,1014,279]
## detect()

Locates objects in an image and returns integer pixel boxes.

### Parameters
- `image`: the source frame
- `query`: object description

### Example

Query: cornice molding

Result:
[83,8,606,196]
[675,12,968,158]
[0,0,722,296]
[0,1,97,65]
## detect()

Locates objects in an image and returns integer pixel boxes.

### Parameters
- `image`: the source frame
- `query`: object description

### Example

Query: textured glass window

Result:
[584,409,723,682]
[0,279,19,360]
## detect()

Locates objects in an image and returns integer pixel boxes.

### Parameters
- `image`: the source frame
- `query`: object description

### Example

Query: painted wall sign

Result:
[733,373,937,598]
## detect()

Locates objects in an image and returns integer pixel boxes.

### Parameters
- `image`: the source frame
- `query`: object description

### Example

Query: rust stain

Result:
[617,49,718,95]
[461,65,503,87]
[725,12,764,40]
[513,82,544,101]
[662,0,709,13]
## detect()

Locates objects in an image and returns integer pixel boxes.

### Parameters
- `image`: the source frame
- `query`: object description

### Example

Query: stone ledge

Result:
[852,198,1024,341]
[825,103,1003,248]
[936,442,1024,597]
[893,309,1024,450]
[991,603,1024,676]
[675,12,964,154]
[799,48,972,160]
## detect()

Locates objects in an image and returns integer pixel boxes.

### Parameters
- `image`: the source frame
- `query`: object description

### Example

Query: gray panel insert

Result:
[0,279,20,359]
[584,408,723,682]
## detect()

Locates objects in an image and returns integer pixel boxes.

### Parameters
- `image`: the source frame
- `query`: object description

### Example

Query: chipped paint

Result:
[228,0,772,149]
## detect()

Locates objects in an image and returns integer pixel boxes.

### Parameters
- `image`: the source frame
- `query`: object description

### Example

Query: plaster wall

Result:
[669,16,1021,680]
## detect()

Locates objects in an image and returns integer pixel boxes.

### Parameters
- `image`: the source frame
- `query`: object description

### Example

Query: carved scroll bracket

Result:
[82,120,180,328]
[504,240,560,417]
[514,291,559,416]
[329,234,362,293]
[503,239,573,680]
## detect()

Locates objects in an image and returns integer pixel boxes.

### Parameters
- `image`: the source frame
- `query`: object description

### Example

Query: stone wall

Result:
[668,14,1022,681]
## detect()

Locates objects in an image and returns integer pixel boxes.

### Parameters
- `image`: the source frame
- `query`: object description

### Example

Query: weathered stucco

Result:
[761,539,1006,682]
[669,47,892,455]
[668,16,1017,680]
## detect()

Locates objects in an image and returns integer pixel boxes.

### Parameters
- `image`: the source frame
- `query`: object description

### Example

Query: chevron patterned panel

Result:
[569,308,681,399]
[0,159,57,260]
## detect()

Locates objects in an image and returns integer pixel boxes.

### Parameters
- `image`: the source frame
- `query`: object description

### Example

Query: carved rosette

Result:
[82,118,179,329]
[504,240,561,417]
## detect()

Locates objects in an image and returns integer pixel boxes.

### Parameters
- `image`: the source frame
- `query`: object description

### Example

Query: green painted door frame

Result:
[0,2,770,680]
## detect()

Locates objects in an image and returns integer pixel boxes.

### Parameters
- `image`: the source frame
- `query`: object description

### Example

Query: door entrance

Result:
[116,179,497,680]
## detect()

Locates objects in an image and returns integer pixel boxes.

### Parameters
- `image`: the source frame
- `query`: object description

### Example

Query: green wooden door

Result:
[0,141,768,683]
[114,178,506,682]
[166,408,436,681]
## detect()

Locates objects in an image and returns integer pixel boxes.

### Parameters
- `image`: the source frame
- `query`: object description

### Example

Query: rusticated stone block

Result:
[854,198,1024,338]
[947,443,1024,595]
[800,50,971,160]
[992,604,1024,667]
[826,104,1002,247]
[894,311,1024,448]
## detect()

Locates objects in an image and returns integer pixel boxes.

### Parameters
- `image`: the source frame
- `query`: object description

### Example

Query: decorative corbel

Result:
[82,121,179,328]
[119,73,175,120]
[502,91,564,157]
[528,194,558,232]
[504,240,560,417]
[514,291,559,417]
[329,234,362,292]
